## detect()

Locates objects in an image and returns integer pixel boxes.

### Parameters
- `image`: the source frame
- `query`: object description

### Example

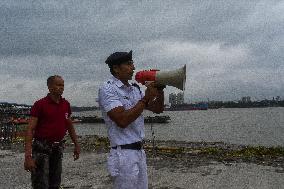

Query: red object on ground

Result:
[12,118,29,125]
[135,69,159,85]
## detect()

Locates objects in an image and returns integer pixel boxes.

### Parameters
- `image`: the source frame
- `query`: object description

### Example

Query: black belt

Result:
[32,139,65,154]
[112,141,143,150]
[34,139,66,148]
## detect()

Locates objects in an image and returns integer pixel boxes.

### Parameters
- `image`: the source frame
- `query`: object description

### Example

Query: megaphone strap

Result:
[132,83,142,97]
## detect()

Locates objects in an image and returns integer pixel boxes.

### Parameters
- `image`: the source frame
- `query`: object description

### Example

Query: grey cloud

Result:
[0,0,283,105]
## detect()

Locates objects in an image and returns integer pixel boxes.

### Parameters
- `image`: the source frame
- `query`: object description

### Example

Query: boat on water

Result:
[144,115,170,124]
[72,115,170,124]
[72,116,104,123]
[165,103,208,111]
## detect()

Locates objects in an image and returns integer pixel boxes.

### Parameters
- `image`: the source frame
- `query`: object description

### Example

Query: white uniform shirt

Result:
[98,76,145,147]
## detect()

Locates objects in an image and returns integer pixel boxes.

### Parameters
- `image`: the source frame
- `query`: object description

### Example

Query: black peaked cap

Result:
[105,50,132,65]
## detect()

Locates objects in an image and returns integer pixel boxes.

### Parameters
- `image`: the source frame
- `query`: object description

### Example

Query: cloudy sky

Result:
[0,0,283,106]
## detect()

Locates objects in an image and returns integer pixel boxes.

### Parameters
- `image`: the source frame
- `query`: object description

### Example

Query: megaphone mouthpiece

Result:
[135,70,158,85]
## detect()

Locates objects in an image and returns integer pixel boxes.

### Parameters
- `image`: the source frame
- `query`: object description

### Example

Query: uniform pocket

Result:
[107,150,119,177]
[118,150,139,177]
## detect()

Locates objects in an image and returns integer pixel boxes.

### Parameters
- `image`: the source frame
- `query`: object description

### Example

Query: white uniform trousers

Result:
[107,148,148,189]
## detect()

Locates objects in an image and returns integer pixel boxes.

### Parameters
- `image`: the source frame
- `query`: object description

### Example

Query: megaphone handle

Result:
[145,81,166,91]
[156,84,166,91]
[145,81,154,86]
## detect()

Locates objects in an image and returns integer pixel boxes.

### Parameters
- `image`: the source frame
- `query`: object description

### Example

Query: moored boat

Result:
[72,116,104,123]
[144,115,170,123]
[165,103,208,111]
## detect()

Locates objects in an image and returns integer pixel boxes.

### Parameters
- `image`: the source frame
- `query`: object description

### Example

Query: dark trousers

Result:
[31,140,63,189]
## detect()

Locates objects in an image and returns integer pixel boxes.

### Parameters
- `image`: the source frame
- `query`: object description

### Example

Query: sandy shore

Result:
[1,150,284,189]
[1,137,284,189]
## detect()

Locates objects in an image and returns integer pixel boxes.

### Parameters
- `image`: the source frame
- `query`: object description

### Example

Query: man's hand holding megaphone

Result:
[145,81,166,98]
[141,81,165,114]
[135,65,186,113]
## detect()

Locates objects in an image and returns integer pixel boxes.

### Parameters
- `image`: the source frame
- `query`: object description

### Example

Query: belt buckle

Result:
[51,141,60,148]
[52,139,65,147]
[111,145,121,150]
[138,141,143,150]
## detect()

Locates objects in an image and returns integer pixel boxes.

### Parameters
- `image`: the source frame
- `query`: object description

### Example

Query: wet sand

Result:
[1,137,284,189]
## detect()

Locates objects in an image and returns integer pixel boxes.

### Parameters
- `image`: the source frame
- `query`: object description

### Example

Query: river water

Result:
[73,107,284,147]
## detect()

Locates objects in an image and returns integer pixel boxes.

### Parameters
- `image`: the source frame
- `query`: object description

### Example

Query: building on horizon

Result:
[240,96,251,103]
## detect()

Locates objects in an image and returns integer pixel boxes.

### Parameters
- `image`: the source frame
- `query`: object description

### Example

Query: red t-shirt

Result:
[30,95,71,142]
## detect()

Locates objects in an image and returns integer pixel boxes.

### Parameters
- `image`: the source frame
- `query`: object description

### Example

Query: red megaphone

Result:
[135,69,160,85]
[134,65,186,91]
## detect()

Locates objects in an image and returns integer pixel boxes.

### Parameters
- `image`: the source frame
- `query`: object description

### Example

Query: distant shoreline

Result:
[1,101,284,113]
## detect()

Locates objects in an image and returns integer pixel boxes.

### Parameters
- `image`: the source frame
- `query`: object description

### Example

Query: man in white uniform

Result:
[98,50,164,189]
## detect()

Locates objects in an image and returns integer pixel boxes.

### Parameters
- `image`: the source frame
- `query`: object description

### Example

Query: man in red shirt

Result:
[24,75,80,189]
